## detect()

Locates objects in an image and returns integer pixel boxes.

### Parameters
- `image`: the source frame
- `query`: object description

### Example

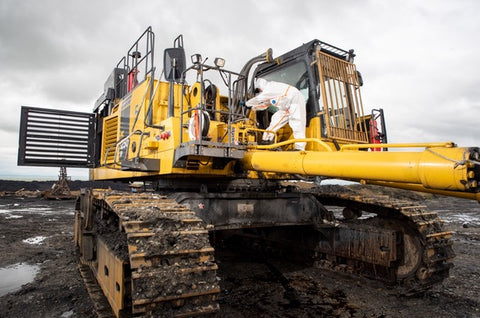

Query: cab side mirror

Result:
[164,47,186,82]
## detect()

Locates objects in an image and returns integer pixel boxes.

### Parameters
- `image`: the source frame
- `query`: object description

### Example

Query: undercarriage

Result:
[74,182,454,317]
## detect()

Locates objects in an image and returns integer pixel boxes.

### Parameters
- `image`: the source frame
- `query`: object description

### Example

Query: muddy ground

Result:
[0,185,479,318]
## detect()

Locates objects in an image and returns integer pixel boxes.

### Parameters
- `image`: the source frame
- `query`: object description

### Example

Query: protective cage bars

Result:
[18,106,95,167]
[316,51,369,143]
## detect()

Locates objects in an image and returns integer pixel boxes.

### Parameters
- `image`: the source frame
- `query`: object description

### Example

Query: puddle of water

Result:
[22,236,46,245]
[0,199,75,217]
[5,215,23,219]
[442,213,480,226]
[0,263,39,296]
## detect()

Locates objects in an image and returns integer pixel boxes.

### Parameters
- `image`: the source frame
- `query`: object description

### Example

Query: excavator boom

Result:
[242,143,480,201]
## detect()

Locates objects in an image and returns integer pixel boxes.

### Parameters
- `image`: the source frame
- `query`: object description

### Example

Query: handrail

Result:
[132,76,153,129]
[340,142,456,151]
[102,129,144,168]
[249,138,333,152]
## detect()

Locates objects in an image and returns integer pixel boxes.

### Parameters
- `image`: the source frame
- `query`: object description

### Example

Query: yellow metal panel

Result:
[96,238,126,316]
[145,141,159,149]
[90,166,155,180]
[151,80,189,121]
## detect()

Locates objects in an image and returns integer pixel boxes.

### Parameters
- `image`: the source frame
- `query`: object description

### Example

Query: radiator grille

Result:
[18,106,95,167]
[102,115,119,164]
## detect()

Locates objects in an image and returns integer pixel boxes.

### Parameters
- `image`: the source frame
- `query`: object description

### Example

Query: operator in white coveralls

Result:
[246,78,306,150]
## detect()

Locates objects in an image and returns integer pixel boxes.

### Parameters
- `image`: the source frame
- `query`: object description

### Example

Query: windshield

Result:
[258,61,309,101]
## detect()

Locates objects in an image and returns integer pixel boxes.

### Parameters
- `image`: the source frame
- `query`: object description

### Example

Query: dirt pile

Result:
[0,180,130,198]
[0,180,130,192]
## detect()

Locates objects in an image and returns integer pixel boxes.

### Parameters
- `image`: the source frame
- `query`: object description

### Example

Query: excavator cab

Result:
[252,40,387,149]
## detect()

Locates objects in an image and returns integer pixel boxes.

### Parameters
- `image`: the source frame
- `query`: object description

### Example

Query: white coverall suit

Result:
[246,78,306,150]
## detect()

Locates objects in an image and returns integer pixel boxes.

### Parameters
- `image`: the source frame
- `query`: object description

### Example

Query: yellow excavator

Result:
[18,26,479,317]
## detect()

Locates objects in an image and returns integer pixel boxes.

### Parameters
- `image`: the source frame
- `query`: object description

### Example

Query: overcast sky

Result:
[1,0,479,180]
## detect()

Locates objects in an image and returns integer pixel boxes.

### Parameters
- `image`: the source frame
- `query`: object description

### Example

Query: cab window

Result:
[259,61,309,102]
